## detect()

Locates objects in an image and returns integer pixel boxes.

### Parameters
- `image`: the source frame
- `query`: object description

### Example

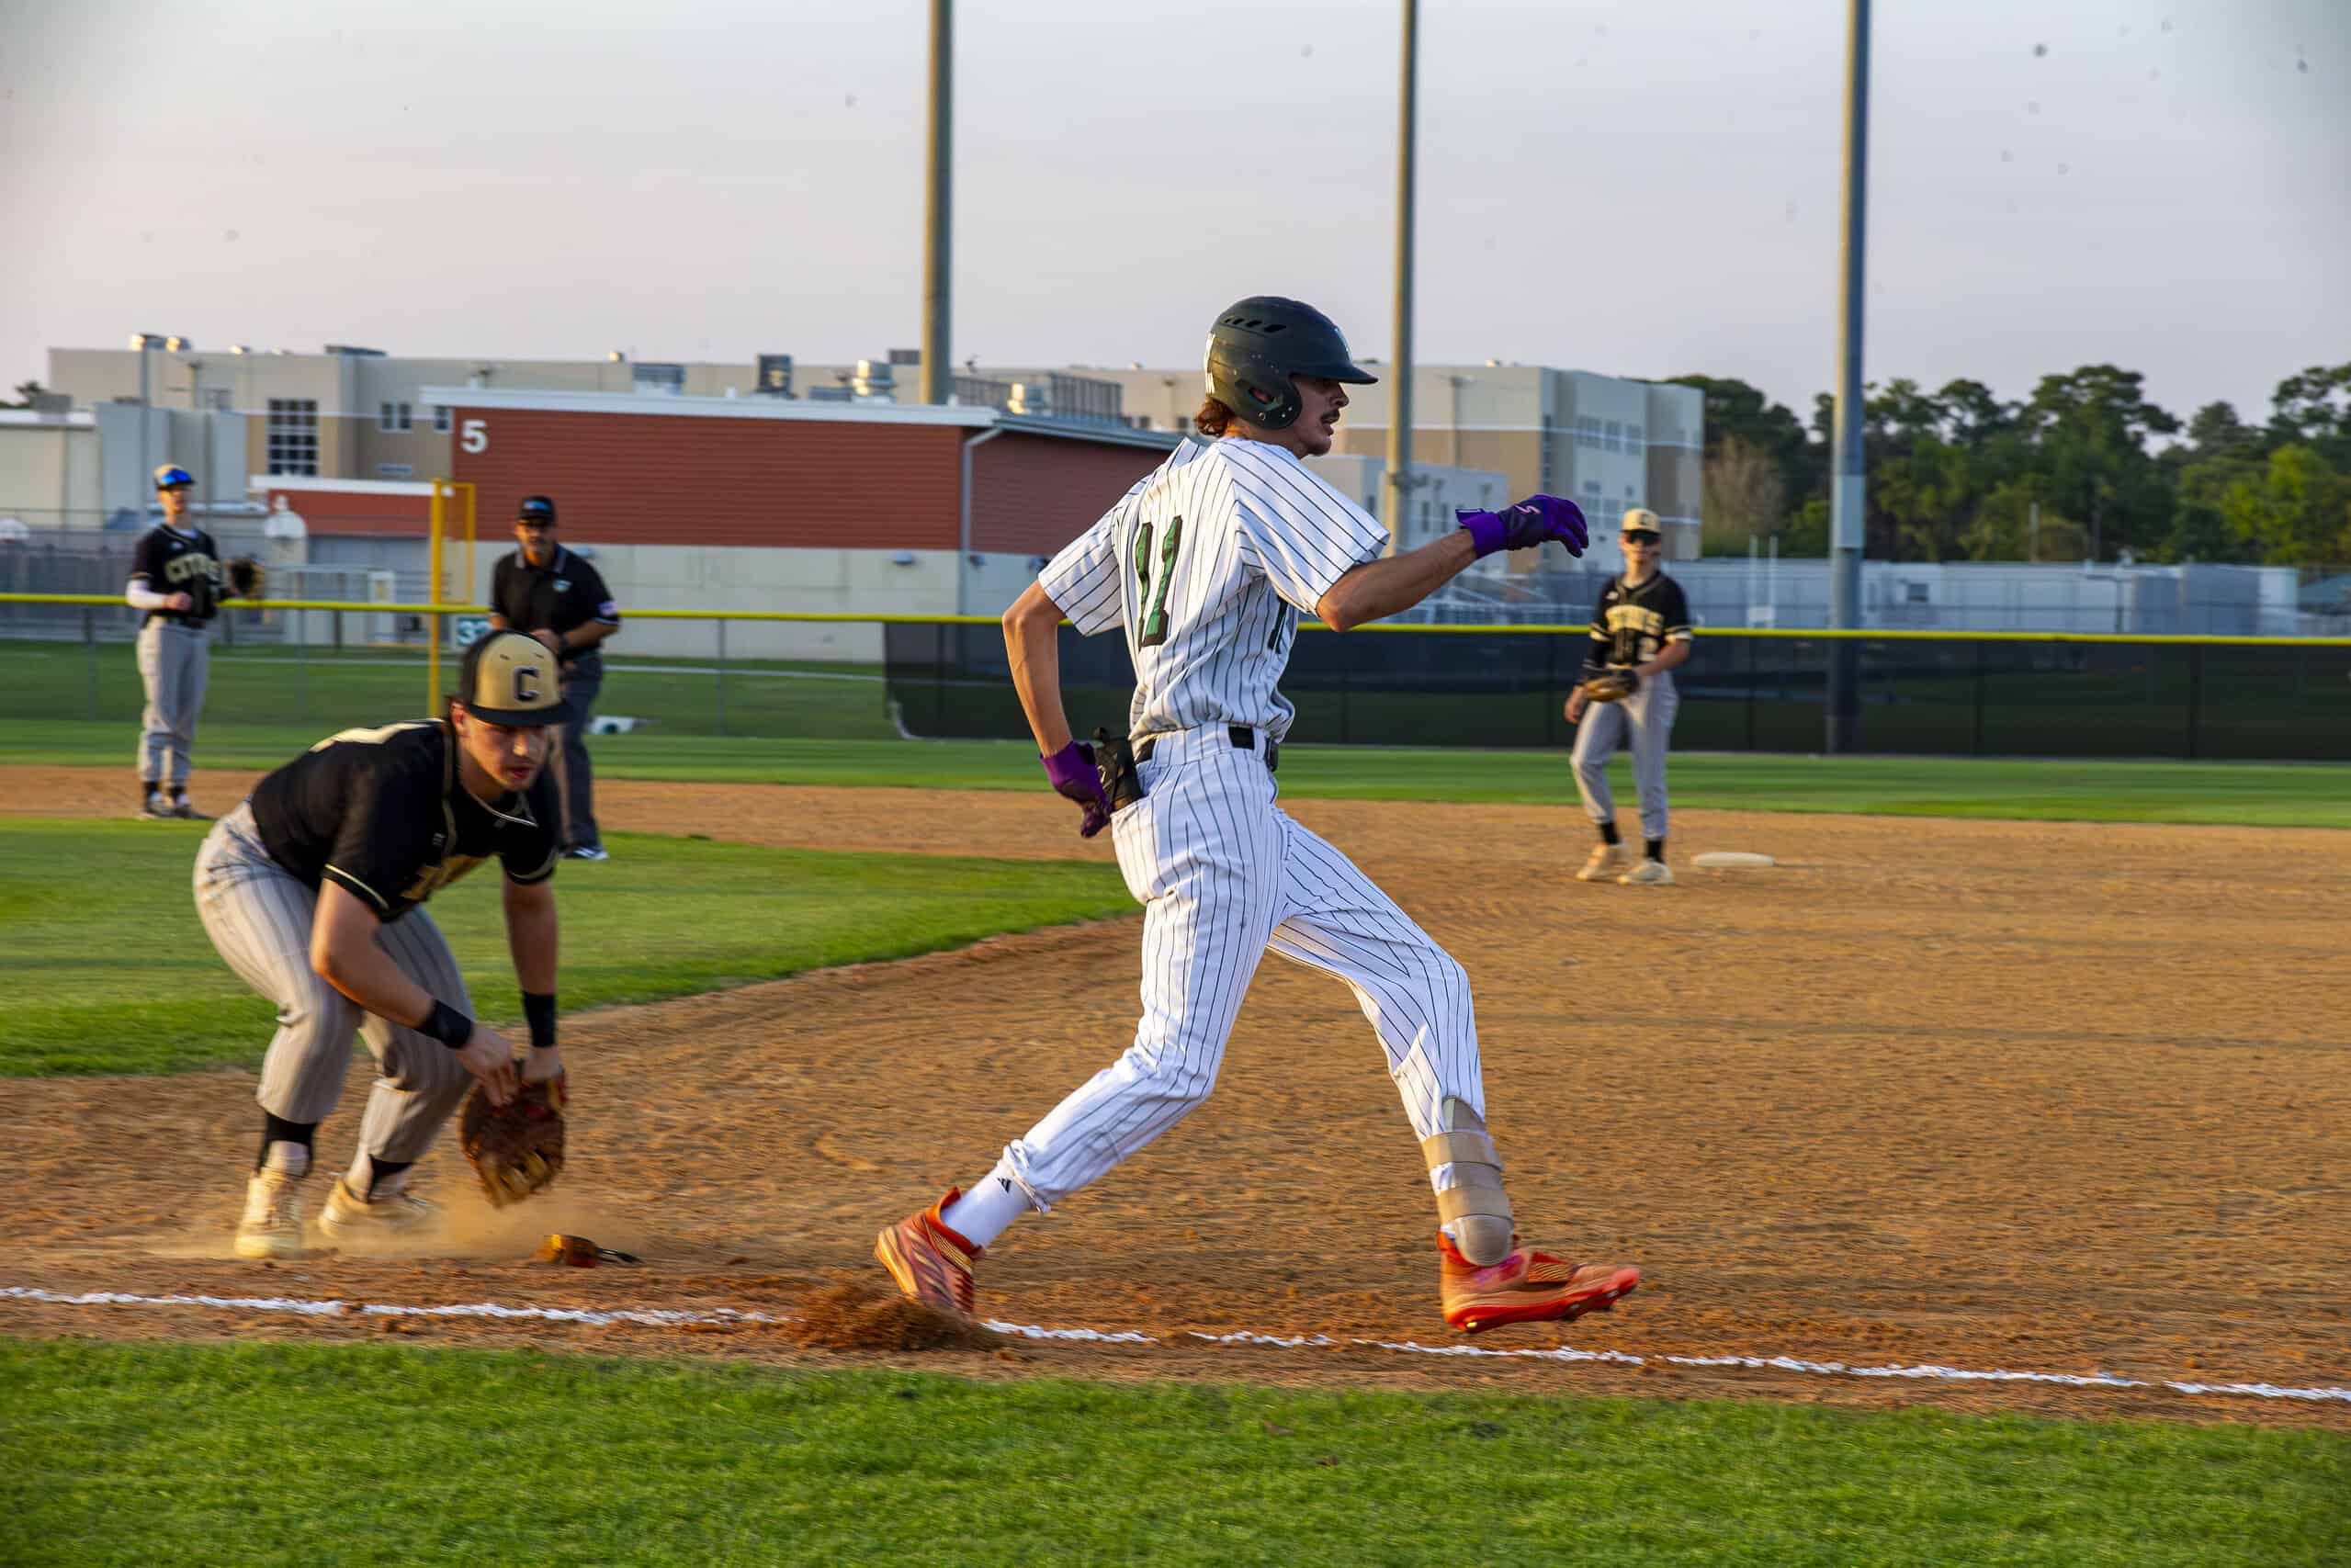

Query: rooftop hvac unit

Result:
[756,354,794,397]
[1008,380,1050,416]
[852,359,897,399]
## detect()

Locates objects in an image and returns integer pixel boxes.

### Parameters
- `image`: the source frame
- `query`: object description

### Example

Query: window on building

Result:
[433,405,453,434]
[1603,420,1622,453]
[1577,416,1603,450]
[378,401,413,434]
[266,399,319,476]
[199,387,232,412]
[1628,422,1645,451]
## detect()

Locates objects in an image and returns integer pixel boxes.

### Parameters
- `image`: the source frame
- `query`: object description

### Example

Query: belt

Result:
[1134,724,1279,775]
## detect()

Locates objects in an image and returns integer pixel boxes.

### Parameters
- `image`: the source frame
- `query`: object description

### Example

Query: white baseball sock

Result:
[940,1164,1032,1249]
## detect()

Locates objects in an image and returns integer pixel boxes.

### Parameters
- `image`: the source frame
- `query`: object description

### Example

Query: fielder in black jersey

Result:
[1565,509,1694,886]
[195,630,573,1260]
[124,463,249,820]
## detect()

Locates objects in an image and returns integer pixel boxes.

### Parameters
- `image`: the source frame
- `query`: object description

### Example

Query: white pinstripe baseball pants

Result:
[999,728,1484,1211]
[194,804,476,1162]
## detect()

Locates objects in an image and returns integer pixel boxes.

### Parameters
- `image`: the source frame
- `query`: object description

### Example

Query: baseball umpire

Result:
[489,494,621,861]
[1565,508,1693,886]
[196,629,571,1260]
[124,463,258,821]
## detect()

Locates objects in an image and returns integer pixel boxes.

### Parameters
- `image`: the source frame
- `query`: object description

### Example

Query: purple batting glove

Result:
[1041,739,1112,838]
[1457,495,1589,559]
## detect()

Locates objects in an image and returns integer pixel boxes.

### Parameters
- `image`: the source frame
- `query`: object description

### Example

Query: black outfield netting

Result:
[882,624,2351,761]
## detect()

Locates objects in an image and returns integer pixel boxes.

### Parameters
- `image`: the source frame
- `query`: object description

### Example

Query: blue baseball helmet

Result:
[153,464,195,491]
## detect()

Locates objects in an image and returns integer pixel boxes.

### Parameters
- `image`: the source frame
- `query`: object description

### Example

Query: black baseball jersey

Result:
[491,546,620,676]
[250,719,559,923]
[1587,571,1694,668]
[129,525,226,626]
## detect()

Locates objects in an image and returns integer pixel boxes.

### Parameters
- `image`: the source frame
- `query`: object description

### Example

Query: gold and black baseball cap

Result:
[456,630,572,727]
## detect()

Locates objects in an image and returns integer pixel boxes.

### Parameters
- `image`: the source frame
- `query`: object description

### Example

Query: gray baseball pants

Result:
[1570,673,1679,841]
[135,619,208,787]
[194,803,476,1164]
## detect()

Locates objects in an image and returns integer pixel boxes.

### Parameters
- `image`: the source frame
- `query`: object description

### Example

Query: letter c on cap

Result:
[514,665,543,703]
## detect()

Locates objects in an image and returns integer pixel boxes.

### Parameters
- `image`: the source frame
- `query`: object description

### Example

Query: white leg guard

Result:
[1424,1099,1513,1266]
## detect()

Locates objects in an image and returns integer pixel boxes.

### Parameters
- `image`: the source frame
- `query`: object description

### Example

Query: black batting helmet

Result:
[1203,297,1378,432]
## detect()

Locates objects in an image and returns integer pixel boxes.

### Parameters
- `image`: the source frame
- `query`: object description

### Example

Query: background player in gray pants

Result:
[1566,509,1694,886]
[125,463,241,820]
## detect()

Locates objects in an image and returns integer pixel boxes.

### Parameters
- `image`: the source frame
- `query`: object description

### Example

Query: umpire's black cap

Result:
[516,495,558,526]
[456,630,572,728]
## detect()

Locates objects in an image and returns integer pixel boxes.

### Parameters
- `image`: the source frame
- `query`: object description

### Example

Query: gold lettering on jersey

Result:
[400,852,492,905]
[163,553,220,585]
[1605,604,1667,640]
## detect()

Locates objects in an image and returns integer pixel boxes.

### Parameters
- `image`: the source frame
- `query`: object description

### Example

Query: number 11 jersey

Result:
[1038,436,1389,743]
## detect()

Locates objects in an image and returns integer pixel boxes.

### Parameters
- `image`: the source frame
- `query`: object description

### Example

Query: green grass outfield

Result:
[7,716,2350,826]
[0,639,900,740]
[0,820,1130,1077]
[2,1342,2340,1568]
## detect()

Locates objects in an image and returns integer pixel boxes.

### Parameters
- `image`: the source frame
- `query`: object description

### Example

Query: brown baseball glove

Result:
[225,556,265,600]
[1580,667,1640,704]
[459,1075,566,1207]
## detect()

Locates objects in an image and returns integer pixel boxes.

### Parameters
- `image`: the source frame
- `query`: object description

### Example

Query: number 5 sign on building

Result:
[460,418,489,454]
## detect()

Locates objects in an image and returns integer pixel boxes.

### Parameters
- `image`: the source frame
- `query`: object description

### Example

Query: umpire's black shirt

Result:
[491,545,620,680]
[130,524,227,626]
[251,719,559,922]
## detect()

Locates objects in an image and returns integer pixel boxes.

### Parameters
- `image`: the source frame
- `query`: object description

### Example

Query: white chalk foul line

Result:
[6,1285,2345,1405]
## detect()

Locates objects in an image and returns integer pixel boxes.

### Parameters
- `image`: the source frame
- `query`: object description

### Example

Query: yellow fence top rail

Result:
[5,593,2349,649]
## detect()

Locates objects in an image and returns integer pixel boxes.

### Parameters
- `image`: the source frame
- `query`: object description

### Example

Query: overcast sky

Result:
[3,0,2343,423]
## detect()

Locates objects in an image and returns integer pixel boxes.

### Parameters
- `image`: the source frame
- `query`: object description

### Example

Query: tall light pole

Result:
[920,0,953,404]
[130,333,167,518]
[1825,0,1871,751]
[1381,0,1419,552]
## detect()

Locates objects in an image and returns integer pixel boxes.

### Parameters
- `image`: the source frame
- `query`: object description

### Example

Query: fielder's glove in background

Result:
[226,556,265,599]
[460,1075,566,1207]
[1580,667,1640,704]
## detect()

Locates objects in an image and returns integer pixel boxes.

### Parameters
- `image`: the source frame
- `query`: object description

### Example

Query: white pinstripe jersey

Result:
[1039,436,1388,742]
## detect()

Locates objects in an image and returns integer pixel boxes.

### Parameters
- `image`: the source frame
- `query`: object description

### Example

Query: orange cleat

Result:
[875,1188,983,1317]
[1438,1230,1639,1334]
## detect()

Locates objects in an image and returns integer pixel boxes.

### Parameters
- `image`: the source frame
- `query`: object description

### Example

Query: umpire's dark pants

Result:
[556,668,602,851]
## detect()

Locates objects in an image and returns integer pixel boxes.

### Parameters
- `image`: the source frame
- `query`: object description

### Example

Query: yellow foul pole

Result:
[428,480,447,713]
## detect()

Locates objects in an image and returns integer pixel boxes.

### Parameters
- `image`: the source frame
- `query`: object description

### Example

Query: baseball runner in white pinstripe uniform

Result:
[198,631,571,1260]
[878,297,1641,1333]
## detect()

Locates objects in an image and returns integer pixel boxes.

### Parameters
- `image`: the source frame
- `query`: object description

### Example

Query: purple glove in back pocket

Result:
[1042,739,1112,838]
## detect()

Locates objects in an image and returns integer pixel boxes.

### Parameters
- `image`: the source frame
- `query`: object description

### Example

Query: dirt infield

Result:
[3,769,2346,1427]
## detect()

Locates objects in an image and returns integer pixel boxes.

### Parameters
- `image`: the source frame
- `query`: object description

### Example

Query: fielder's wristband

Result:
[417,999,476,1051]
[523,990,559,1050]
